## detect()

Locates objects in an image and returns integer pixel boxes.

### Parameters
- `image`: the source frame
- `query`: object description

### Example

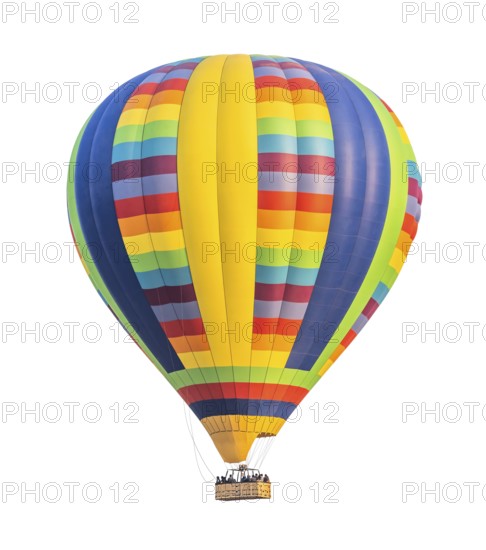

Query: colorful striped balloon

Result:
[67,54,422,464]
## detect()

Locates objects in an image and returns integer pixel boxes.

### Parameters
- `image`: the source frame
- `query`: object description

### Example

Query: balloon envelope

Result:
[67,54,422,463]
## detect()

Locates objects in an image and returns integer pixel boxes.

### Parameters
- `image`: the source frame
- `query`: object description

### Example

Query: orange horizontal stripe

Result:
[150,89,185,106]
[255,85,324,105]
[330,344,346,362]
[170,335,210,353]
[294,210,330,232]
[257,209,331,232]
[146,211,182,232]
[390,112,403,127]
[257,209,295,229]
[395,230,413,254]
[255,76,320,92]
[117,212,182,237]
[123,94,153,111]
[253,318,302,336]
[251,336,295,352]
[256,86,293,104]
[118,215,149,237]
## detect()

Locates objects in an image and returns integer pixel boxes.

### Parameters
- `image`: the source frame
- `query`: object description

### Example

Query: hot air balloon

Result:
[67,54,422,496]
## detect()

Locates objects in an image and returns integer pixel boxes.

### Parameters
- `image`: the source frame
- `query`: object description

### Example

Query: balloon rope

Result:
[257,437,275,470]
[184,403,216,482]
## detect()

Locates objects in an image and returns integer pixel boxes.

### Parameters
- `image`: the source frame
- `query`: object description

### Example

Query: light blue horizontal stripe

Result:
[112,142,141,163]
[141,137,177,158]
[136,269,164,290]
[255,265,319,286]
[251,55,276,62]
[287,266,319,286]
[258,134,297,154]
[297,137,334,157]
[373,282,389,304]
[136,266,192,289]
[407,160,422,186]
[159,266,192,286]
[185,57,206,63]
[256,265,288,284]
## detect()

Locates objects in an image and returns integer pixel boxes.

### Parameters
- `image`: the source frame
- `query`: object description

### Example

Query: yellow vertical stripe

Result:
[177,55,232,367]
[217,54,258,366]
[251,71,297,369]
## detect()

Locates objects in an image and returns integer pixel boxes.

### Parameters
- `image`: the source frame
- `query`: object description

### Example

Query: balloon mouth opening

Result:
[210,430,277,464]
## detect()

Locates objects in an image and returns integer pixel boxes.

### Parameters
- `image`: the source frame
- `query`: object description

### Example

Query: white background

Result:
[1,0,485,548]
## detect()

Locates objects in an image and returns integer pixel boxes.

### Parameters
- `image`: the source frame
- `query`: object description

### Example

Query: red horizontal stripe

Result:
[409,220,418,240]
[380,99,393,112]
[402,213,418,237]
[158,78,189,92]
[253,318,302,336]
[115,196,145,218]
[341,329,357,348]
[296,192,333,213]
[255,75,288,89]
[115,193,179,218]
[255,76,320,91]
[161,318,205,338]
[179,382,308,405]
[255,76,319,92]
[131,82,158,96]
[144,192,179,214]
[258,190,296,210]
[286,77,320,91]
